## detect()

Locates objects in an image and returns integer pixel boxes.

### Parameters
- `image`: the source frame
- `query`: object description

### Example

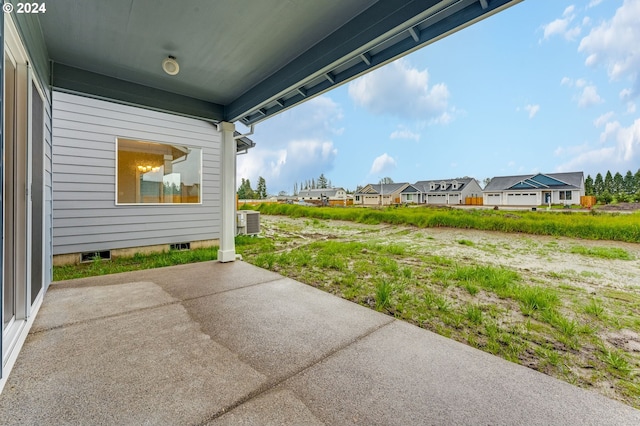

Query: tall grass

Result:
[253,204,640,243]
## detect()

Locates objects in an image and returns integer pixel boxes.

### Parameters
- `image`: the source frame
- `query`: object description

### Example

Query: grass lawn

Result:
[53,246,218,281]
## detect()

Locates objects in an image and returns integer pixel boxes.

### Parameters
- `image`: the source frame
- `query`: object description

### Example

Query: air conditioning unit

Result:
[236,210,260,236]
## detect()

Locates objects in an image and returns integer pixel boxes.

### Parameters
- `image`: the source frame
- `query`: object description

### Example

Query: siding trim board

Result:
[52,91,222,256]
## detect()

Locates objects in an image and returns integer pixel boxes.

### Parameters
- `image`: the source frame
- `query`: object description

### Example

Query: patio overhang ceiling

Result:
[36,0,522,125]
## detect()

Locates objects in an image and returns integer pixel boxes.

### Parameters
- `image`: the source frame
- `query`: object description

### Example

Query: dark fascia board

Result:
[226,0,522,123]
[51,63,225,122]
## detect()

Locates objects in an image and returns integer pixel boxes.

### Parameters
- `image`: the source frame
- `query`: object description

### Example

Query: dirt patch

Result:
[599,202,640,212]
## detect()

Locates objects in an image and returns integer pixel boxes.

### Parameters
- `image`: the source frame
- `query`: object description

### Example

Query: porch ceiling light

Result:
[162,56,180,75]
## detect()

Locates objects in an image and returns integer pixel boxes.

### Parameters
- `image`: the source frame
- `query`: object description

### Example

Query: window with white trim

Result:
[116,138,202,204]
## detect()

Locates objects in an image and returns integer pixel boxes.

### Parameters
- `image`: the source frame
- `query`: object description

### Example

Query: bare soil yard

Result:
[238,215,640,408]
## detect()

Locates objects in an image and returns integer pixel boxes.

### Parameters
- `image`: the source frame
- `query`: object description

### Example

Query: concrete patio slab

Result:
[280,320,640,425]
[209,388,324,426]
[184,277,393,380]
[0,288,266,425]
[54,260,284,301]
[1,261,639,425]
[31,281,177,332]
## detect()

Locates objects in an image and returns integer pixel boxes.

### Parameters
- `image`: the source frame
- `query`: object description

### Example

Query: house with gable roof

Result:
[483,172,584,206]
[354,183,413,206]
[413,178,483,205]
[297,187,350,206]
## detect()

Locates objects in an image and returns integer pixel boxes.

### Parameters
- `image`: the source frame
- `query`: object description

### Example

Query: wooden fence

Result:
[464,197,483,206]
[580,196,597,208]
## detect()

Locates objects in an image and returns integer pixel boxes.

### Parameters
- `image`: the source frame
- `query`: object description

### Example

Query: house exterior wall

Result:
[52,92,221,256]
[483,189,582,206]
[401,193,419,203]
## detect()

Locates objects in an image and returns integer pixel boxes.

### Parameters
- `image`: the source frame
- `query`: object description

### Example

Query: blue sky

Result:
[238,0,640,195]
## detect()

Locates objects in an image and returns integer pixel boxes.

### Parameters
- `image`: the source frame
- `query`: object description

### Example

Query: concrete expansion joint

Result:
[29,276,289,335]
[28,300,180,334]
[196,317,396,425]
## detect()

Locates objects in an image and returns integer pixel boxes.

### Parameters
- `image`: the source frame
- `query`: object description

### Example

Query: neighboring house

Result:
[298,187,348,206]
[354,183,410,206]
[400,184,422,204]
[52,92,253,265]
[483,172,585,206]
[413,178,483,205]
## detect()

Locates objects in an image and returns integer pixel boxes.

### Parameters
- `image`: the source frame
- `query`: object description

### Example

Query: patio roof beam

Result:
[51,63,225,122]
[228,0,522,125]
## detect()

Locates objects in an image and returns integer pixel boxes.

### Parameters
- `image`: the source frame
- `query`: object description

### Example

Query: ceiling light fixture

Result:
[162,56,180,76]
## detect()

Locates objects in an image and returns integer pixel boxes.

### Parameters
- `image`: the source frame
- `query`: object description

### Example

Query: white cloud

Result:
[237,95,343,193]
[237,139,338,194]
[563,5,575,16]
[619,88,632,100]
[369,153,397,175]
[348,58,451,121]
[390,127,420,142]
[557,118,640,172]
[579,0,640,85]
[561,77,572,86]
[524,104,540,119]
[541,5,581,41]
[627,102,637,113]
[577,85,604,107]
[600,121,621,142]
[575,78,587,88]
[588,0,603,8]
[594,111,614,127]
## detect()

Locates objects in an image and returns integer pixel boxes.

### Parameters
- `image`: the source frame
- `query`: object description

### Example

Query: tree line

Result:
[293,173,332,195]
[237,176,267,199]
[585,169,640,204]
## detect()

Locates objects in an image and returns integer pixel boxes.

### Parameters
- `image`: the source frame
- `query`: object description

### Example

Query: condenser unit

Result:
[236,210,260,236]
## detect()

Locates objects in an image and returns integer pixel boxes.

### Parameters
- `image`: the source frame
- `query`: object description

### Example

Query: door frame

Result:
[1,13,46,382]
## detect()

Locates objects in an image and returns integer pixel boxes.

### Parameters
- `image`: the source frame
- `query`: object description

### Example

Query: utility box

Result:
[236,210,260,236]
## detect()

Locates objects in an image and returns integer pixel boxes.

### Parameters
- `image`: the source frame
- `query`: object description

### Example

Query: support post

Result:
[218,121,237,262]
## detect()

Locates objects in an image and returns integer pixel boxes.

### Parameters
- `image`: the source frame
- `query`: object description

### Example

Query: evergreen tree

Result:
[594,173,604,195]
[318,173,328,189]
[584,175,594,196]
[635,169,640,192]
[613,172,624,195]
[604,170,613,193]
[237,178,256,199]
[257,176,267,199]
[623,170,634,194]
[311,178,316,189]
[293,182,298,196]
[237,178,247,199]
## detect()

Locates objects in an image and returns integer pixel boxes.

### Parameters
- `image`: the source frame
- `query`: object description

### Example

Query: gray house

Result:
[52,92,254,265]
[483,172,585,206]
[1,0,521,392]
[414,178,483,205]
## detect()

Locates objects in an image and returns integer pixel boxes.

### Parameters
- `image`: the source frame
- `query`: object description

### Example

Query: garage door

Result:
[485,193,501,205]
[506,193,537,206]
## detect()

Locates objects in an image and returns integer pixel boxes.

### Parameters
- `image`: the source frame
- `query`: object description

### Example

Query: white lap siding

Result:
[52,92,221,255]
